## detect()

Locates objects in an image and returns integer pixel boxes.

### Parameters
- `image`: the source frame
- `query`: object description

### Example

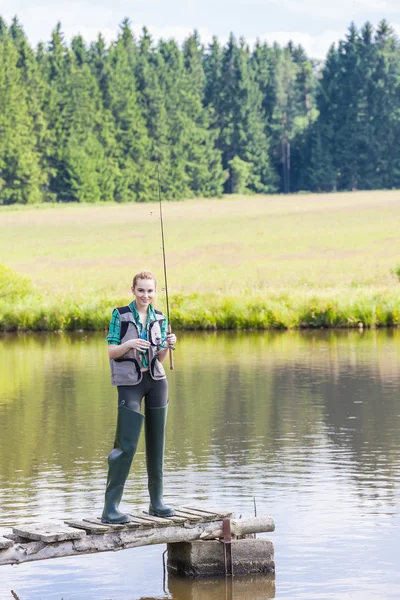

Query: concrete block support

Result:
[167,539,275,577]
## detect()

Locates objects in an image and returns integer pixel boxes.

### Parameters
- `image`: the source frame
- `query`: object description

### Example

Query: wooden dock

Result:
[0,506,275,566]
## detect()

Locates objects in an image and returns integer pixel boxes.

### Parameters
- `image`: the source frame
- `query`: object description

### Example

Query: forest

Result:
[0,16,400,204]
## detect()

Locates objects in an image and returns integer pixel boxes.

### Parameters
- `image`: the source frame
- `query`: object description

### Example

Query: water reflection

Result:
[165,573,275,600]
[0,330,400,599]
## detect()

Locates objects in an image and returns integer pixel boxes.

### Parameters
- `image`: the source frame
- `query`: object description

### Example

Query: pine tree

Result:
[264,42,315,192]
[64,44,118,202]
[203,36,223,112]
[0,36,45,203]
[39,23,73,200]
[135,28,176,199]
[88,34,112,109]
[9,17,53,200]
[157,37,193,198]
[371,20,400,188]
[207,34,275,193]
[181,32,224,196]
[107,20,154,202]
[0,16,7,41]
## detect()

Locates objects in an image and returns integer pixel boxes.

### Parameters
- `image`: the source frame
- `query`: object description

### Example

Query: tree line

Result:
[0,16,399,204]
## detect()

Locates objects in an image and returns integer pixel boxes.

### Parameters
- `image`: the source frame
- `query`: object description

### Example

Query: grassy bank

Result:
[1,190,400,330]
[1,286,400,331]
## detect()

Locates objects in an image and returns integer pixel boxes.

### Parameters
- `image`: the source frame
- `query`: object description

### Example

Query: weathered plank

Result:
[179,507,218,519]
[158,514,187,524]
[137,513,177,526]
[121,515,155,527]
[82,518,144,531]
[12,524,86,543]
[0,536,13,550]
[184,506,234,518]
[0,516,275,566]
[64,519,110,534]
[173,510,203,522]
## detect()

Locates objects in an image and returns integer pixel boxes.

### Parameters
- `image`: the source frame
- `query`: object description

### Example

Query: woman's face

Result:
[132,278,156,310]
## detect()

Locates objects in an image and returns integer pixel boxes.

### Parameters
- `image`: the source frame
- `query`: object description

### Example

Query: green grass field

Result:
[1,190,400,330]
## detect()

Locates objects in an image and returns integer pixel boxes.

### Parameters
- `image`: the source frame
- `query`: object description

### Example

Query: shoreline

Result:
[1,290,400,331]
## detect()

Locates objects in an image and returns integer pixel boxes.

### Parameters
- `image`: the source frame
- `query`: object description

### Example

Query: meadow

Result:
[1,190,400,330]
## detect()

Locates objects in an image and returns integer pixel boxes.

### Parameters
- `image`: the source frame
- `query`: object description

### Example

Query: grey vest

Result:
[110,306,166,386]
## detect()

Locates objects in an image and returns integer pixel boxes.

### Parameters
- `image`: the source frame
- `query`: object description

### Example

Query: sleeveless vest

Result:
[109,306,166,386]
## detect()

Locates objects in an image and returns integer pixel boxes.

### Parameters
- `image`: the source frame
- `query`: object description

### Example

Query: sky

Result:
[1,0,400,60]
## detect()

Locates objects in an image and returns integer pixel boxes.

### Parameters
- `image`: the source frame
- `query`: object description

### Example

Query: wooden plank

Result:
[136,513,177,526]
[2,533,30,543]
[0,536,13,549]
[64,519,110,534]
[12,524,85,543]
[115,516,155,527]
[180,507,218,518]
[160,514,187,524]
[173,510,203,522]
[82,518,143,531]
[184,506,234,518]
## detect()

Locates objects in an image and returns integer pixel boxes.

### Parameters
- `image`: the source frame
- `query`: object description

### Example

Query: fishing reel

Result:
[154,335,175,351]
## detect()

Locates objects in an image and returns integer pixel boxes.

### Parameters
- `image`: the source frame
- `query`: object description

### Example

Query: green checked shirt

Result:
[106,301,168,369]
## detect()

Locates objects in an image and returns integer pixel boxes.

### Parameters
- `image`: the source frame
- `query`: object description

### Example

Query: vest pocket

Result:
[150,356,166,380]
[111,357,142,385]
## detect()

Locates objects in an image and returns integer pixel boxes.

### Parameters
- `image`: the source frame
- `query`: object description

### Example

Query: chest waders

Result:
[145,404,173,518]
[101,406,144,524]
[101,306,174,524]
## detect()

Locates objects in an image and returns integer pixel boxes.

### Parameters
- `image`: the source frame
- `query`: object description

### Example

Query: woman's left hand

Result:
[166,333,177,346]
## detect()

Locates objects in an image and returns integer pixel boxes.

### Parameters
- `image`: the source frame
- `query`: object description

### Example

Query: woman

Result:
[101,270,177,524]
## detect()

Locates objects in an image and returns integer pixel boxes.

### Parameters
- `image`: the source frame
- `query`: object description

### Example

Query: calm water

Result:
[0,330,400,600]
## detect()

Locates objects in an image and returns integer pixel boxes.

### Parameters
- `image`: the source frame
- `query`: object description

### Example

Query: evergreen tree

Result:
[263,42,316,192]
[39,23,73,199]
[108,20,154,202]
[207,34,275,193]
[0,16,7,41]
[64,45,119,203]
[181,32,224,196]
[203,36,223,112]
[9,17,53,200]
[371,20,400,188]
[0,36,45,203]
[135,29,176,199]
[88,34,112,109]
[306,44,339,192]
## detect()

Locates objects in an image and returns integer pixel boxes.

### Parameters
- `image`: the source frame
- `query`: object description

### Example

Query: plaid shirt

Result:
[106,301,168,368]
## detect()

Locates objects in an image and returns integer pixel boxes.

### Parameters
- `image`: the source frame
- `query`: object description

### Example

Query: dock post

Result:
[167,538,275,577]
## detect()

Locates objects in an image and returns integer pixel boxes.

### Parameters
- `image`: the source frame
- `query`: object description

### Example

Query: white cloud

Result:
[270,0,400,18]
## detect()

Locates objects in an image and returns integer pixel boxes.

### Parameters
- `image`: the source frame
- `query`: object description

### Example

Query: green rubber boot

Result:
[145,405,174,517]
[101,406,144,524]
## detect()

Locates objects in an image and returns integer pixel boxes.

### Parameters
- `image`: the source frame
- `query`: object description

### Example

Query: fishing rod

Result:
[157,162,174,370]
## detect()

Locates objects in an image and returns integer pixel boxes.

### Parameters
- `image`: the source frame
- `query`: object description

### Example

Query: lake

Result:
[0,329,399,599]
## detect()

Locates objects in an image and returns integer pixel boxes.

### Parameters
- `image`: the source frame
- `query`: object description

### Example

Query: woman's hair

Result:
[132,270,157,290]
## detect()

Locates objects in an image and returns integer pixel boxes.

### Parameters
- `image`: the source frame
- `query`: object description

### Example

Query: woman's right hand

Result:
[124,339,151,352]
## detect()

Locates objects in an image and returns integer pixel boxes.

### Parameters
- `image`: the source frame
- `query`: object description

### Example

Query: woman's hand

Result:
[166,333,177,346]
[124,339,151,352]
